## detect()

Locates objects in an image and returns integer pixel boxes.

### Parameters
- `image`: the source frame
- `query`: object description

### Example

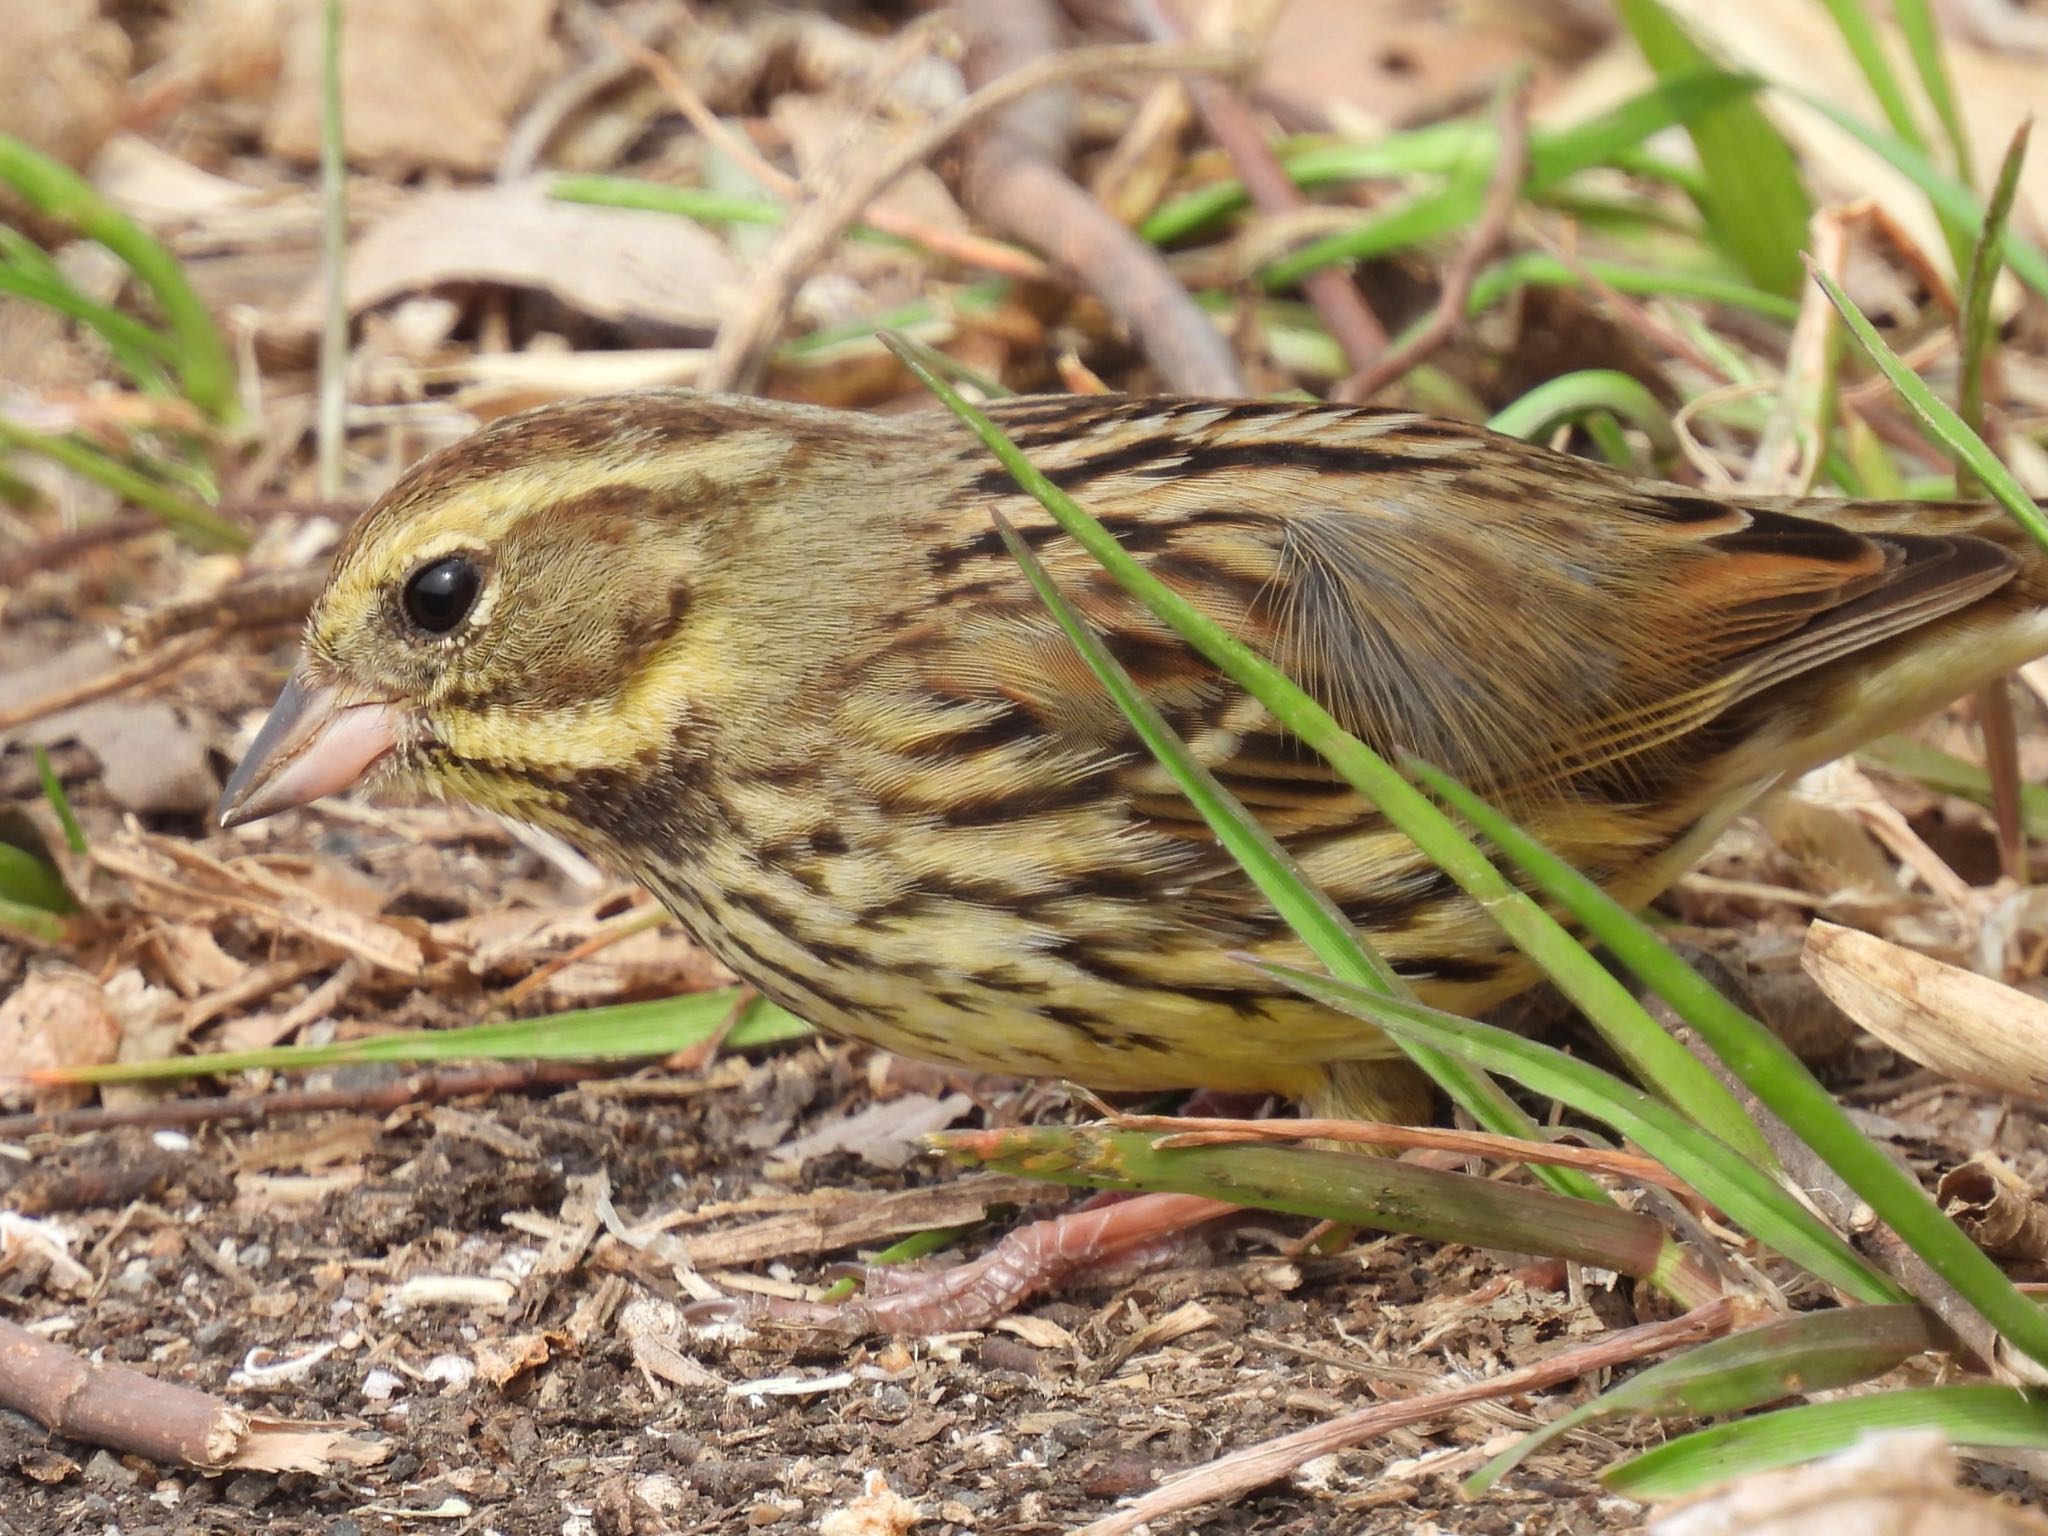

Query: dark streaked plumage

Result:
[218,391,2048,1119]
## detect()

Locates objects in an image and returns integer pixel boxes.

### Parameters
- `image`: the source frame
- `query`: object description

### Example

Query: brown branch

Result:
[0,1319,386,1472]
[1332,71,1533,403]
[957,0,1244,396]
[1134,0,1388,374]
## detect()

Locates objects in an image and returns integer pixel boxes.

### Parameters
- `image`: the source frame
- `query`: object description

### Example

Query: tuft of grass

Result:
[0,136,239,425]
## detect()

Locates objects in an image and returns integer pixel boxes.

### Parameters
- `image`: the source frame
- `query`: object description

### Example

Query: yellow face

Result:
[218,393,805,835]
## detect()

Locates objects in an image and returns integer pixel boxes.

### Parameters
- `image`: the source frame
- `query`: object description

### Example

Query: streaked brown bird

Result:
[219,392,2048,1134]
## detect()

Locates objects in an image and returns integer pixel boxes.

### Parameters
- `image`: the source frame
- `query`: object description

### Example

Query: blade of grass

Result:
[32,747,86,856]
[1790,88,2048,299]
[1259,67,1763,290]
[1808,262,2048,553]
[0,895,67,945]
[26,990,810,1085]
[1956,121,2031,484]
[1406,756,2048,1370]
[935,1124,1710,1299]
[1815,0,1974,278]
[1615,0,1812,295]
[1891,0,1972,186]
[0,420,248,552]
[1858,735,2048,838]
[1486,370,1679,454]
[1466,1303,1939,1494]
[1255,961,1904,1306]
[0,842,75,916]
[888,333,1774,1170]
[1602,1384,2048,1498]
[0,136,239,425]
[983,507,1588,1196]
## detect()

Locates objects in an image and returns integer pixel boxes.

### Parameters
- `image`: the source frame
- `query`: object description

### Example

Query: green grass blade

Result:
[1603,1385,2048,1498]
[26,989,810,1085]
[1258,962,1904,1305]
[1408,757,2048,1370]
[0,136,239,425]
[1957,121,2031,469]
[1615,0,1812,295]
[1790,88,2048,299]
[888,333,1772,1171]
[33,746,86,855]
[1814,0,1927,152]
[1466,253,1800,324]
[1260,67,1762,289]
[984,508,1584,1193]
[936,1125,1701,1292]
[1809,263,2048,553]
[1466,1303,1938,1495]
[0,841,75,915]
[1814,0,1974,277]
[0,420,248,552]
[1892,0,1972,185]
[1858,736,2048,837]
[1487,371,1679,453]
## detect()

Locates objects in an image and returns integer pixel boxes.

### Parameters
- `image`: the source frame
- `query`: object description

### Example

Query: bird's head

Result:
[216,391,897,838]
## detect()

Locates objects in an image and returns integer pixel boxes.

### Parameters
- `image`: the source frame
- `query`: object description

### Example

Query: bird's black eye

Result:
[402,555,482,634]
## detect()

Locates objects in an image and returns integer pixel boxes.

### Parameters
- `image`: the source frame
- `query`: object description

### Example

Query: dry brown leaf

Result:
[0,968,121,1111]
[1939,1155,2048,1265]
[1650,1429,2048,1535]
[817,1474,924,1536]
[0,0,129,184]
[265,0,557,173]
[1802,920,2048,1105]
[773,1092,975,1173]
[283,182,742,339]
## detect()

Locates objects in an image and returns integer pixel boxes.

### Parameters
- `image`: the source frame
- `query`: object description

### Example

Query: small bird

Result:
[219,391,2048,1126]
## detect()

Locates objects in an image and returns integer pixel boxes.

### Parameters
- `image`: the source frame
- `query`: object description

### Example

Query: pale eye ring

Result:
[402,554,482,634]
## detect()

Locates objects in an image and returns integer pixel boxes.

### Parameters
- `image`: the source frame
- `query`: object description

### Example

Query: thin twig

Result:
[1332,71,1532,402]
[700,27,1241,393]
[1977,680,2029,883]
[602,16,1049,282]
[1077,1299,1734,1534]
[1134,0,1388,374]
[0,1061,613,1142]
[0,513,159,586]
[0,626,226,734]
[315,0,348,499]
[956,0,1245,395]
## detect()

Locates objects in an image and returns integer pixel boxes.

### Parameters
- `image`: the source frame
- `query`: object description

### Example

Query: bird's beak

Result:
[216,671,399,828]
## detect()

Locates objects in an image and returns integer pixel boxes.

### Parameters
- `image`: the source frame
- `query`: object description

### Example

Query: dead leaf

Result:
[1802,920,2048,1106]
[0,968,121,1111]
[0,0,129,187]
[775,1093,975,1172]
[1651,1429,2048,1534]
[265,0,558,174]
[283,182,742,338]
[1938,1155,2048,1265]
